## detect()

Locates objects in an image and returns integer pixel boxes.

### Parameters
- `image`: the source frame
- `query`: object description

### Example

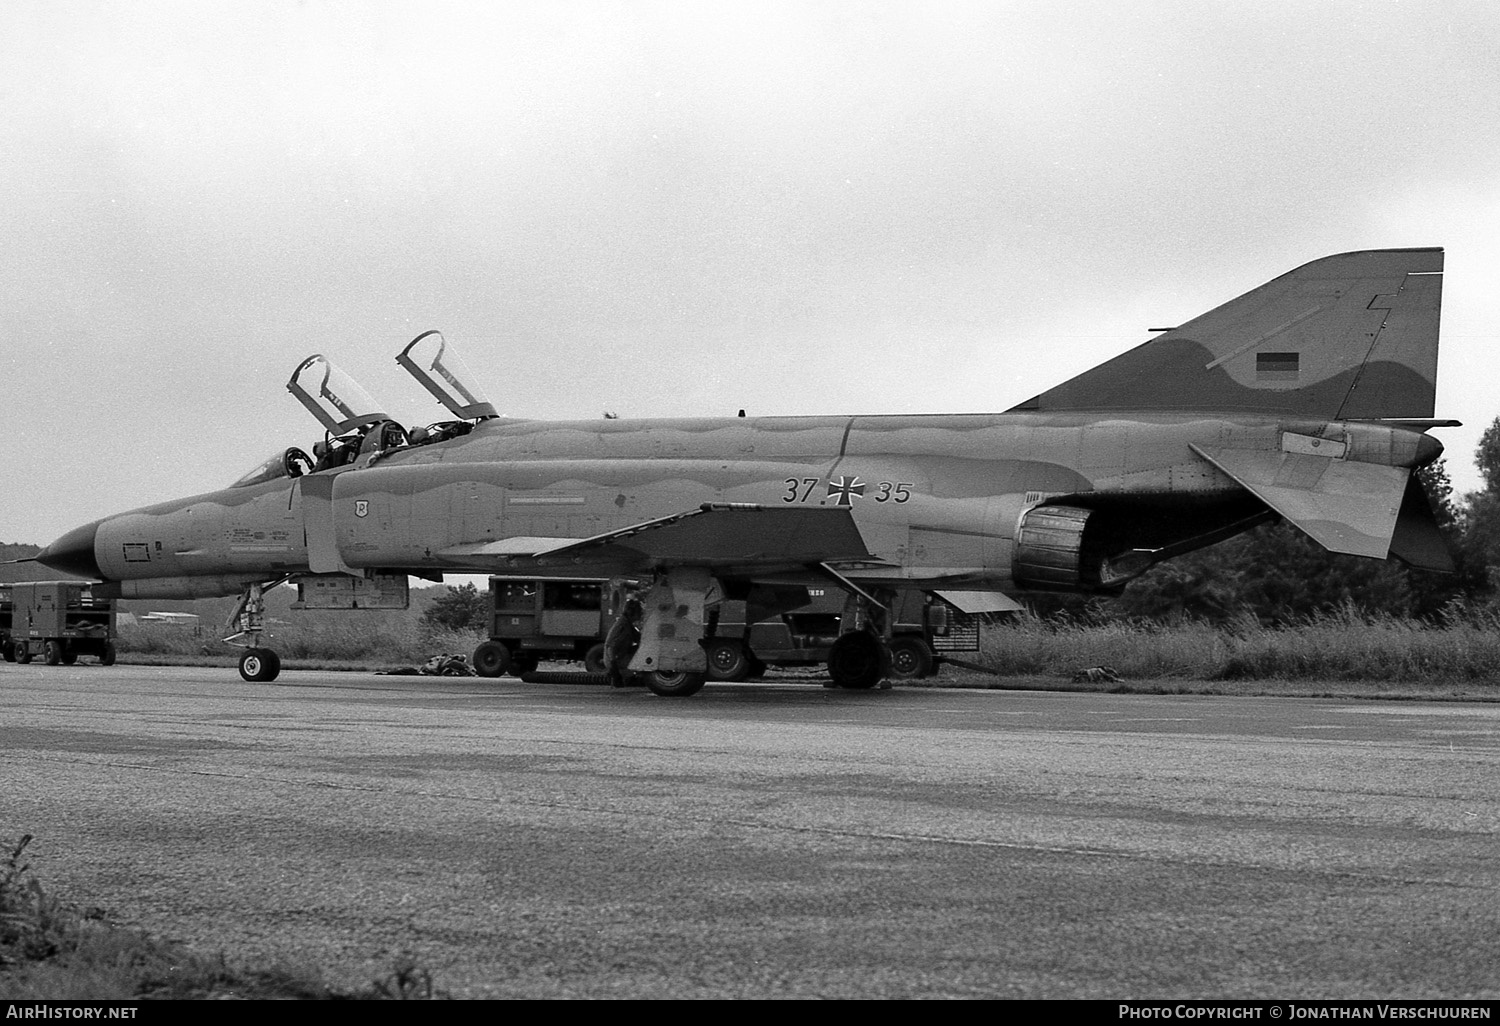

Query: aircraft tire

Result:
[827,632,888,690]
[44,641,63,666]
[704,639,750,681]
[643,670,707,697]
[239,648,280,683]
[100,642,116,667]
[472,641,510,678]
[887,637,934,680]
[583,643,608,674]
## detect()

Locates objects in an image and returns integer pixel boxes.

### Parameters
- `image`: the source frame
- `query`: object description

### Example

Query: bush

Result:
[418,583,488,636]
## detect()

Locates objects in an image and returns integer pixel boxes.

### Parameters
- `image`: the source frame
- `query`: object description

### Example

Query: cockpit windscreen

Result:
[230,447,313,489]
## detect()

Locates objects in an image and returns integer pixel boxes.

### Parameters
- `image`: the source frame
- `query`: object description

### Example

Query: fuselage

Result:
[37,409,1439,599]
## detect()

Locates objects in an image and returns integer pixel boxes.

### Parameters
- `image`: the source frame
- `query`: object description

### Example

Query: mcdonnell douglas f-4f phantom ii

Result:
[35,248,1455,695]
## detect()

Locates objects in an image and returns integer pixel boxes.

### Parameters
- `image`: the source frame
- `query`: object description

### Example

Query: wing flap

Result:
[935,590,1025,614]
[1190,445,1408,559]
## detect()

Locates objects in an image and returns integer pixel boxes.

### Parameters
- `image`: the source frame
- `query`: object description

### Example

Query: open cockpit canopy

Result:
[396,330,498,421]
[287,354,390,434]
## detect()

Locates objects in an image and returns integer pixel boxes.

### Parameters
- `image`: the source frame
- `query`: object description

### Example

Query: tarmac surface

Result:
[3,663,1499,999]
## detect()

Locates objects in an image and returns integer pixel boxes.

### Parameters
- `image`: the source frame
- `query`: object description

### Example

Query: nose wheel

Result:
[227,582,283,682]
[238,648,281,682]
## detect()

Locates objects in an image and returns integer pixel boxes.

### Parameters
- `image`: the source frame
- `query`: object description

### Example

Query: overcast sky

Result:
[5,0,1499,545]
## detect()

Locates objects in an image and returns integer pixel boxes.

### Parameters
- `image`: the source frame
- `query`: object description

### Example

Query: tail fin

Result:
[1012,248,1443,419]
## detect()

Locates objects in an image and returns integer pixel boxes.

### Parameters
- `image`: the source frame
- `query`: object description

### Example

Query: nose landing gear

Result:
[226,582,284,682]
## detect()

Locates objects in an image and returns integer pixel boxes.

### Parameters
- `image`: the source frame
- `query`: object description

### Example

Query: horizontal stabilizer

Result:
[1388,475,1455,573]
[1190,445,1408,559]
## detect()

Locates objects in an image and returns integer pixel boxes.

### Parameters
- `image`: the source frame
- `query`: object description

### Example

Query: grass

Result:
[0,834,316,999]
[0,835,443,1000]
[970,606,1500,689]
[115,621,488,672]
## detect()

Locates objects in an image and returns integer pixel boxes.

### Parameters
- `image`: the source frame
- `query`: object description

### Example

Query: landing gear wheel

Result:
[512,652,540,676]
[44,641,63,666]
[887,637,935,680]
[704,639,750,681]
[828,632,889,690]
[238,649,265,682]
[583,643,608,674]
[239,648,281,682]
[643,670,707,697]
[471,641,511,678]
[100,642,116,667]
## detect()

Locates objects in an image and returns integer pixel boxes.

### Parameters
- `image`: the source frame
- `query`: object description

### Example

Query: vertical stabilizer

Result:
[1012,248,1443,419]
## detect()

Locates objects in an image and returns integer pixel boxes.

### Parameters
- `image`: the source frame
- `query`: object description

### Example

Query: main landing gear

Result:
[641,668,707,698]
[611,570,713,698]
[827,630,889,690]
[226,582,283,682]
[825,586,937,689]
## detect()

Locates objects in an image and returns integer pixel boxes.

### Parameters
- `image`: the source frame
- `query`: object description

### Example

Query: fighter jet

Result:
[36,248,1455,695]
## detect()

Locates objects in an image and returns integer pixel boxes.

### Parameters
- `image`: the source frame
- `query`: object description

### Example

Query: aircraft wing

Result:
[440,503,876,575]
[1190,444,1408,560]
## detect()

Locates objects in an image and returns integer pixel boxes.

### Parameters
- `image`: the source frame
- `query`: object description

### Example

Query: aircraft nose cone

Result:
[36,519,104,580]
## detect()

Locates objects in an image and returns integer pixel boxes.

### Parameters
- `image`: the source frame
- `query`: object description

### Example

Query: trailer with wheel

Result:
[470,577,979,682]
[703,587,968,682]
[2,581,116,666]
[471,578,612,678]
